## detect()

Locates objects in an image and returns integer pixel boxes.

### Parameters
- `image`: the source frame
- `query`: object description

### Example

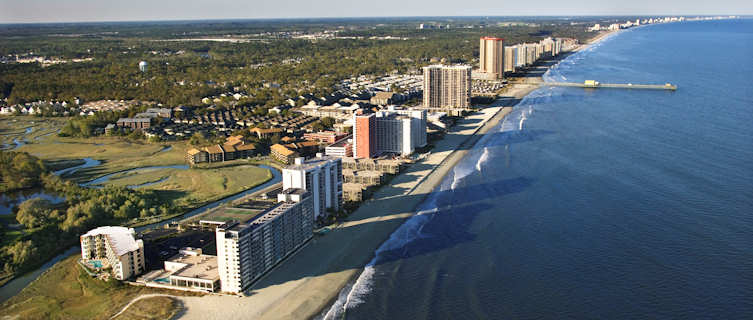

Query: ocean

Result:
[324,19,753,319]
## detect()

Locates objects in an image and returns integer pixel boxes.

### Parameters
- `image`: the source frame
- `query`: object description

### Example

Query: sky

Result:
[0,0,750,23]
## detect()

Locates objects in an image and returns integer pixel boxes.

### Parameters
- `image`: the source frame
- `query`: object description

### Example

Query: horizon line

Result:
[0,14,747,26]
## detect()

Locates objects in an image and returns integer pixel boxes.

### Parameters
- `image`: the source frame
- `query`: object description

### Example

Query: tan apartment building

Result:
[479,37,505,79]
[343,183,367,202]
[271,143,299,164]
[342,169,383,186]
[341,157,402,175]
[422,65,472,110]
[504,46,517,73]
[186,148,208,165]
[251,127,283,139]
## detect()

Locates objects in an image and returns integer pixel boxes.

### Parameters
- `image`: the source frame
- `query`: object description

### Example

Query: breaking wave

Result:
[321,66,562,319]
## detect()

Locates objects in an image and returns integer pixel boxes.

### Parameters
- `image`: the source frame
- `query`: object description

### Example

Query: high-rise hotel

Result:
[352,107,427,159]
[216,189,314,294]
[479,36,505,79]
[80,226,145,280]
[282,154,342,220]
[422,65,472,110]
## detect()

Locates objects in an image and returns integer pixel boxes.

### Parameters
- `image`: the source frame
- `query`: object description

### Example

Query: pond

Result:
[0,164,281,303]
[80,165,190,187]
[52,157,102,176]
[0,189,65,216]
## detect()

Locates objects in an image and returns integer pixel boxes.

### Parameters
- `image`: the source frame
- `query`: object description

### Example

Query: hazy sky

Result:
[0,0,750,23]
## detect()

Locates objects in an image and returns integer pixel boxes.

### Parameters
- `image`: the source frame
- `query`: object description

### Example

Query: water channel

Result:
[0,161,280,303]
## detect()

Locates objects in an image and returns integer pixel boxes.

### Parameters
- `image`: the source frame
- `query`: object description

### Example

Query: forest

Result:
[0,151,173,283]
[0,17,596,107]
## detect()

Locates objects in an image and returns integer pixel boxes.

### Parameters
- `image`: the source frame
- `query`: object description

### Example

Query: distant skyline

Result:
[0,0,751,24]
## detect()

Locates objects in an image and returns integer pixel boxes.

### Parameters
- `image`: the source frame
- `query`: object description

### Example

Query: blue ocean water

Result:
[324,19,753,319]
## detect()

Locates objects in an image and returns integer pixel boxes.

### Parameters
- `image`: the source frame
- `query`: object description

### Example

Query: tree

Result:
[311,122,325,132]
[189,132,208,146]
[16,198,54,228]
[0,151,46,192]
[8,240,37,266]
[320,117,336,129]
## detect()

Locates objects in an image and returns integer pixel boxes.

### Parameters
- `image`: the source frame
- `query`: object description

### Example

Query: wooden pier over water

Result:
[543,80,677,91]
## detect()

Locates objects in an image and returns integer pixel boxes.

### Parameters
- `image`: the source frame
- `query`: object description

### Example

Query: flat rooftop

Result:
[201,204,272,224]
[168,253,220,281]
[220,200,303,234]
[284,155,340,172]
[327,138,352,148]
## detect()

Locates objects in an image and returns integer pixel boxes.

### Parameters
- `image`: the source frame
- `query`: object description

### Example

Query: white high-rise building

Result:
[216,189,313,294]
[282,154,342,219]
[80,226,145,280]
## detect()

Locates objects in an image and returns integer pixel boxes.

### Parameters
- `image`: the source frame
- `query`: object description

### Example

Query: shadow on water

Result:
[251,176,534,292]
[432,129,556,153]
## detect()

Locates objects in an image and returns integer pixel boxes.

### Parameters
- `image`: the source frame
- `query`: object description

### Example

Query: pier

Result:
[543,80,677,90]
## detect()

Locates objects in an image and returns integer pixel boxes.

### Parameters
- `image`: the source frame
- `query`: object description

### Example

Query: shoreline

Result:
[576,29,621,51]
[170,33,615,318]
[171,84,543,319]
[5,28,615,318]
[241,32,617,319]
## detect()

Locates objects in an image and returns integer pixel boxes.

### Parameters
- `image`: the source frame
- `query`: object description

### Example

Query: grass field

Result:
[0,255,191,319]
[2,117,274,219]
[112,296,180,320]
[100,162,273,209]
[3,117,186,182]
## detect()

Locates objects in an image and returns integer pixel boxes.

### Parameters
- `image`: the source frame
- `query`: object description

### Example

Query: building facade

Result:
[422,65,472,109]
[303,131,349,144]
[282,155,343,219]
[353,113,376,159]
[504,46,517,73]
[325,136,353,158]
[80,226,145,280]
[352,108,427,158]
[215,189,313,294]
[163,248,220,292]
[270,143,299,164]
[116,117,151,130]
[479,37,505,79]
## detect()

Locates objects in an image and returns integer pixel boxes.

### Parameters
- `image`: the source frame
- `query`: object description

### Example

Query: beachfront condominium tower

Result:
[353,113,376,159]
[80,226,145,280]
[352,108,427,159]
[504,46,517,73]
[479,36,505,79]
[422,65,472,109]
[216,189,314,294]
[282,154,343,219]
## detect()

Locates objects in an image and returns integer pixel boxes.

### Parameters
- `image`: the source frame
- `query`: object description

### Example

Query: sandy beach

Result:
[170,84,537,320]
[170,33,615,320]
[576,29,621,51]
